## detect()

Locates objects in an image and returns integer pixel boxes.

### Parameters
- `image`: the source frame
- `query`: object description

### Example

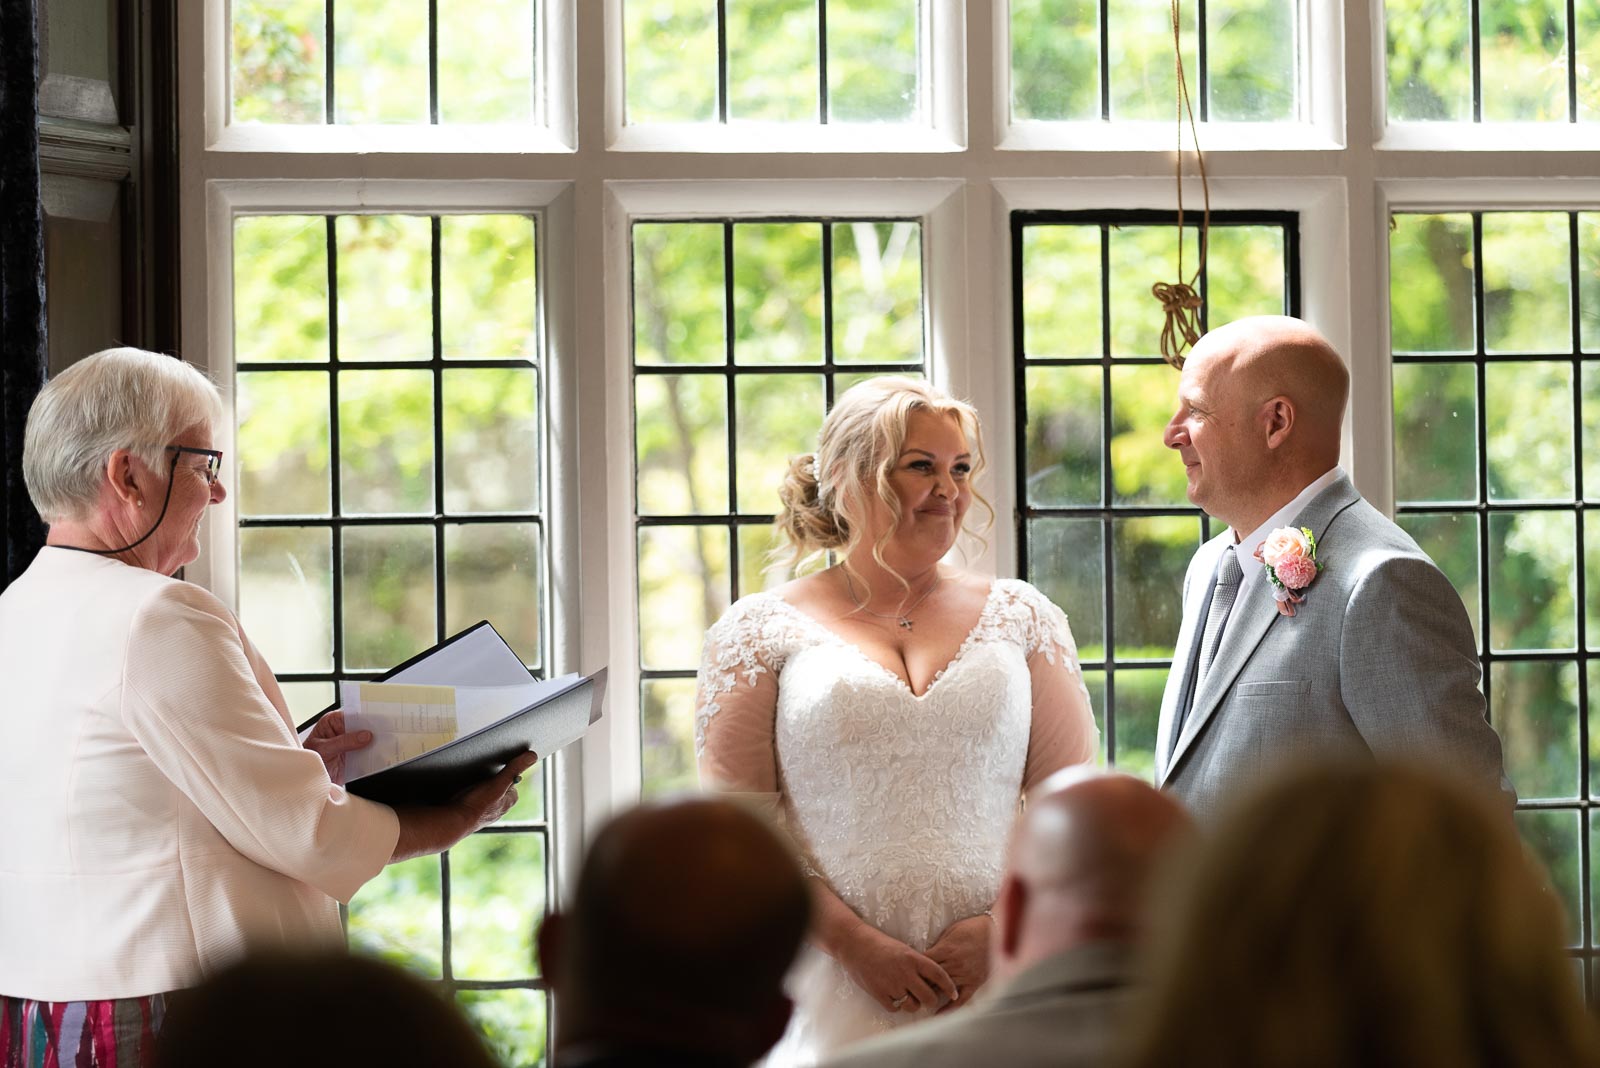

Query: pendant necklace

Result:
[843,569,942,631]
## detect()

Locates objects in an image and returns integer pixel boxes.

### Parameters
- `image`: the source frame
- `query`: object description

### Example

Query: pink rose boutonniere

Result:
[1255,526,1323,618]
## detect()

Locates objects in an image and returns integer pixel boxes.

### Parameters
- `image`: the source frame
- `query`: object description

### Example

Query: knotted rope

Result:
[1152,0,1211,370]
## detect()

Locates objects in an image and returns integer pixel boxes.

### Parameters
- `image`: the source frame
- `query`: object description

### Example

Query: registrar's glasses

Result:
[169,445,224,485]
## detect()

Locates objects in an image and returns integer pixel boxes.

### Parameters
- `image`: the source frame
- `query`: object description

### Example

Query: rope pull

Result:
[1153,0,1210,371]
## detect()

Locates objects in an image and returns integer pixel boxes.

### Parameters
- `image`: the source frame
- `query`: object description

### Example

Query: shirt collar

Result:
[1230,466,1344,587]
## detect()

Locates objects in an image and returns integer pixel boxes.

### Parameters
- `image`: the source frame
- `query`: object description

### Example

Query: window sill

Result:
[1379,122,1600,153]
[997,121,1342,154]
[208,123,577,155]
[607,122,964,154]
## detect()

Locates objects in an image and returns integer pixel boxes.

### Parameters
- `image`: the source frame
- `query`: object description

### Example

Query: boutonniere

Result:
[1255,526,1323,617]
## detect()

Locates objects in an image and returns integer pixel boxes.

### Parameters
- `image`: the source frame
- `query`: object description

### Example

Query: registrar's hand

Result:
[838,923,958,1015]
[303,710,372,783]
[926,914,992,1013]
[450,751,541,833]
[389,750,539,862]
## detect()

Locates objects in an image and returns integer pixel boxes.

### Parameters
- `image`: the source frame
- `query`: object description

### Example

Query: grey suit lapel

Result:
[1156,536,1228,782]
[1165,476,1363,779]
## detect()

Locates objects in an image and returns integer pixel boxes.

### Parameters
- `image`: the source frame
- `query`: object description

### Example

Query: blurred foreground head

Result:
[1123,761,1598,1068]
[153,951,498,1068]
[539,796,811,1066]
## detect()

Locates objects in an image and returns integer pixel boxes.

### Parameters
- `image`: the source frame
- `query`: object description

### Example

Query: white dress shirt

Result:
[0,548,399,1000]
[1230,466,1344,601]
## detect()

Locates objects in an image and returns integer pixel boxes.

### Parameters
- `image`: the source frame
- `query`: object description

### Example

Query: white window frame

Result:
[178,0,1600,890]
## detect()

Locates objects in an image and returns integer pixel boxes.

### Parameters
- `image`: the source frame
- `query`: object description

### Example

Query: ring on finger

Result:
[890,994,909,1010]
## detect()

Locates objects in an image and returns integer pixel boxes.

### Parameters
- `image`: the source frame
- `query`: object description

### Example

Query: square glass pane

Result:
[503,761,546,823]
[1112,515,1201,659]
[733,223,824,366]
[834,369,924,396]
[638,525,732,671]
[457,989,546,1068]
[735,374,825,515]
[441,215,537,360]
[1483,212,1572,355]
[642,676,698,798]
[1105,0,1197,121]
[342,525,437,670]
[348,855,442,977]
[443,367,540,514]
[1392,362,1478,504]
[239,526,333,673]
[1590,662,1600,796]
[1585,366,1600,501]
[1485,362,1573,502]
[339,370,436,516]
[1580,214,1600,353]
[1110,365,1189,506]
[1491,659,1580,800]
[1388,213,1475,355]
[634,223,726,366]
[727,0,819,122]
[1488,511,1577,652]
[1009,0,1099,122]
[1397,512,1481,645]
[1024,366,1103,507]
[1204,225,1286,326]
[1109,667,1166,782]
[1582,1,1600,122]
[1478,0,1567,122]
[1080,669,1107,766]
[445,523,543,670]
[234,216,329,364]
[624,0,719,123]
[237,371,331,516]
[231,0,326,124]
[277,681,335,726]
[448,832,545,979]
[1516,808,1582,947]
[832,222,922,364]
[335,215,432,362]
[635,374,730,515]
[332,0,428,124]
[740,521,821,596]
[437,0,537,123]
[1206,0,1297,121]
[1109,225,1201,359]
[1022,225,1102,359]
[1385,0,1472,121]
[1588,512,1600,649]
[826,0,920,123]
[1028,518,1105,660]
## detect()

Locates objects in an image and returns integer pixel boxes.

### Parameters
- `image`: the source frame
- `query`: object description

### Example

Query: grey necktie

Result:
[1170,546,1243,757]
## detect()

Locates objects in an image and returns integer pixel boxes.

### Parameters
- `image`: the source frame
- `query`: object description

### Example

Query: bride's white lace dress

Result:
[696,578,1097,1067]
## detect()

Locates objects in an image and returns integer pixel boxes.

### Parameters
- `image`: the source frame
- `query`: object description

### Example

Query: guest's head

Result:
[776,375,992,577]
[538,797,810,1066]
[25,346,225,573]
[1162,315,1347,532]
[153,950,499,1068]
[1124,761,1598,1068]
[992,768,1193,985]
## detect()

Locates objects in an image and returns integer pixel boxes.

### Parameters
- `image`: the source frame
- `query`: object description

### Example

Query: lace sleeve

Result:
[694,596,789,794]
[1007,581,1100,791]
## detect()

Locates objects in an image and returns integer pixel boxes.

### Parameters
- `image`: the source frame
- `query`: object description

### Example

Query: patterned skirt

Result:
[0,994,166,1068]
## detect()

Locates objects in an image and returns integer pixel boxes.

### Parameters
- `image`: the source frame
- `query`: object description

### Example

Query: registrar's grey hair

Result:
[23,347,223,523]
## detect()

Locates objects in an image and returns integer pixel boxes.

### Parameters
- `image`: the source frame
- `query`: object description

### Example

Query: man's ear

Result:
[996,876,1026,960]
[1261,396,1294,450]
[104,449,142,506]
[535,912,566,987]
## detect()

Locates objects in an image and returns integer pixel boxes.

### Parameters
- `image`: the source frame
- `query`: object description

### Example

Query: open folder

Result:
[298,621,606,806]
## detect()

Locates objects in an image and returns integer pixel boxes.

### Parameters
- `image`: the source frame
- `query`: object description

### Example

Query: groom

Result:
[1154,316,1509,821]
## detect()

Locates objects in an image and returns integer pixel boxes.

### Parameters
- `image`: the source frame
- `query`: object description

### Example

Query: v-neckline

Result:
[772,581,1001,700]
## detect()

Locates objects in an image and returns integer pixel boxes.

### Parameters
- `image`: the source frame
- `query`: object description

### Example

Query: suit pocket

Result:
[1235,680,1311,697]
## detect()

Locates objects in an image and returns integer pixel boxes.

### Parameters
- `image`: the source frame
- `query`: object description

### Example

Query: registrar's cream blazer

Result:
[0,548,400,1001]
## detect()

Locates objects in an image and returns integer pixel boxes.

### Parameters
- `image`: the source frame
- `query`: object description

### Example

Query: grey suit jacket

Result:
[1155,476,1511,822]
[818,942,1134,1068]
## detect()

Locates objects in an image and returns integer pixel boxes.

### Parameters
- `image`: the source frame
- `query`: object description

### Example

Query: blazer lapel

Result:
[1164,476,1363,779]
[1156,535,1230,784]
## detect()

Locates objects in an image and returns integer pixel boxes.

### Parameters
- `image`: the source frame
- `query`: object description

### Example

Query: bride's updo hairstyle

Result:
[774,376,992,581]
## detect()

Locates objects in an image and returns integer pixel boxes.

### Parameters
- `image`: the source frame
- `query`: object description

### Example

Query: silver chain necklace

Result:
[842,569,942,631]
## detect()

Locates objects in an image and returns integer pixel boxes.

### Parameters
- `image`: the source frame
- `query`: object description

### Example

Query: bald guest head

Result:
[538,797,810,1065]
[1163,315,1349,532]
[991,770,1194,983]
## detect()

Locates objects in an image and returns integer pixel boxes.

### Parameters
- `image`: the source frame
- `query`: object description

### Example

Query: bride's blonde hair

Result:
[774,376,993,593]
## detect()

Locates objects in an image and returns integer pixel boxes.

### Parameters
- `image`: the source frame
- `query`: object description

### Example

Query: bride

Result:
[695,376,1098,1065]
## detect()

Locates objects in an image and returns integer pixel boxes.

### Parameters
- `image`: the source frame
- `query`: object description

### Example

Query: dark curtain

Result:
[0,0,48,588]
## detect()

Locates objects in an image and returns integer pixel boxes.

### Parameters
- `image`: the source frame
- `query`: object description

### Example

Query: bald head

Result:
[992,771,1193,980]
[543,798,810,1061]
[1190,316,1348,459]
